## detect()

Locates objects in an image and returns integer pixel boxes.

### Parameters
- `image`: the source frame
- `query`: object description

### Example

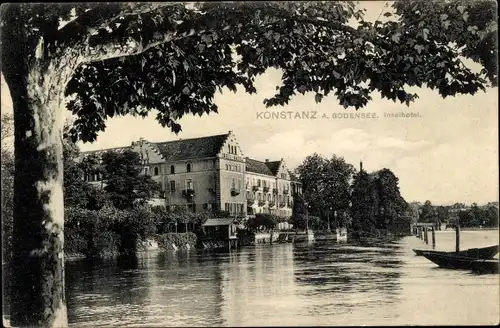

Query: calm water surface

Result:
[62,230,499,326]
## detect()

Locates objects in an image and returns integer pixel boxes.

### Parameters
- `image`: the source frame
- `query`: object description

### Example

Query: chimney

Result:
[360,161,363,171]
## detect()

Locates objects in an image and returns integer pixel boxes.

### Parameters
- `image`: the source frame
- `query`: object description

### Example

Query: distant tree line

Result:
[291,153,409,234]
[416,200,498,228]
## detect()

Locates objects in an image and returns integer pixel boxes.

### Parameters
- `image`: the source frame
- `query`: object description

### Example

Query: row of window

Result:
[225,163,242,172]
[225,202,245,214]
[166,203,219,212]
[227,144,238,155]
[245,178,290,191]
[145,160,219,176]
[168,179,194,192]
[247,191,291,203]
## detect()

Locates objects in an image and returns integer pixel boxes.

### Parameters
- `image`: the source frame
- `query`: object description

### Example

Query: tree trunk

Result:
[3,24,71,325]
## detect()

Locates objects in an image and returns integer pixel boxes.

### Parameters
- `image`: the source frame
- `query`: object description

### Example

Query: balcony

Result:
[182,189,195,200]
[247,199,255,206]
[258,200,266,207]
[230,188,240,196]
[252,186,259,192]
[272,188,278,194]
[263,186,270,193]
[269,201,276,208]
[279,202,286,208]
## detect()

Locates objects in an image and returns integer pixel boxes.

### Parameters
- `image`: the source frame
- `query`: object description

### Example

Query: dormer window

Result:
[186,162,191,173]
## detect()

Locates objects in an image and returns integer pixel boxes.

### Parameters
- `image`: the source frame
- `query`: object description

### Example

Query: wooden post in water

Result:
[455,224,460,252]
[431,227,436,249]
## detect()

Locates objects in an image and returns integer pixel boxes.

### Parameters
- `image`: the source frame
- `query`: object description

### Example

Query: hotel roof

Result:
[155,133,229,162]
[245,158,274,176]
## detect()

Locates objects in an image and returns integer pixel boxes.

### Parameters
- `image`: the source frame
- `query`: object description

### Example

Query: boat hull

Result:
[421,252,478,270]
[413,244,499,259]
[470,259,499,274]
[422,252,499,274]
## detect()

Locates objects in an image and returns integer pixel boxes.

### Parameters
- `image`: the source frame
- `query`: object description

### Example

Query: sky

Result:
[1,2,498,206]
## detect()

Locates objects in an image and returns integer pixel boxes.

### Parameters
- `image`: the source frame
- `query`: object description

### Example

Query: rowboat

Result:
[421,252,499,273]
[413,244,499,259]
[470,259,499,274]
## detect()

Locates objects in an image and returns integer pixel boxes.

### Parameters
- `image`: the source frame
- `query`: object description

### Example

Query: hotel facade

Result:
[80,131,302,219]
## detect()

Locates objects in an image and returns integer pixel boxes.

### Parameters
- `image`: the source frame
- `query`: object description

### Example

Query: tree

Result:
[100,150,161,209]
[322,155,355,227]
[350,170,379,232]
[1,1,496,326]
[62,130,111,210]
[1,114,14,262]
[483,205,499,228]
[436,206,450,228]
[296,154,354,228]
[373,168,407,229]
[290,188,309,230]
[295,154,327,218]
[420,200,437,223]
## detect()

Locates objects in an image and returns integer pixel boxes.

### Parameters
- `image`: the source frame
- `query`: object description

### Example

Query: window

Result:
[170,181,176,192]
[154,167,159,176]
[234,147,237,155]
[228,145,231,153]
[238,179,241,190]
[170,165,175,174]
[186,163,191,173]
[186,179,193,190]
[267,194,271,202]
[144,167,149,175]
[202,161,207,169]
[257,179,261,187]
[232,178,236,189]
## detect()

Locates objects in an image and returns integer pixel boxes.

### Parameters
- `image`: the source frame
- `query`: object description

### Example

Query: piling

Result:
[431,227,436,249]
[455,225,460,252]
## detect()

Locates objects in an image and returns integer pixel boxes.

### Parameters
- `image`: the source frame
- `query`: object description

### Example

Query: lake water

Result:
[3,230,499,326]
[61,230,499,326]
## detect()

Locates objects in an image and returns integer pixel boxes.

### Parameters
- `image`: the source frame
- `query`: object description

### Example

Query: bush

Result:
[247,213,279,231]
[65,206,121,258]
[236,228,255,246]
[155,232,197,251]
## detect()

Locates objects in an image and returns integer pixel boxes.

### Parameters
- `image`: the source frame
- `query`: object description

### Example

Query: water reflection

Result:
[40,231,500,326]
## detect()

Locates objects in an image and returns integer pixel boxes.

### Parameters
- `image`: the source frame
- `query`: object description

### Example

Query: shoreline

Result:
[446,227,498,232]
